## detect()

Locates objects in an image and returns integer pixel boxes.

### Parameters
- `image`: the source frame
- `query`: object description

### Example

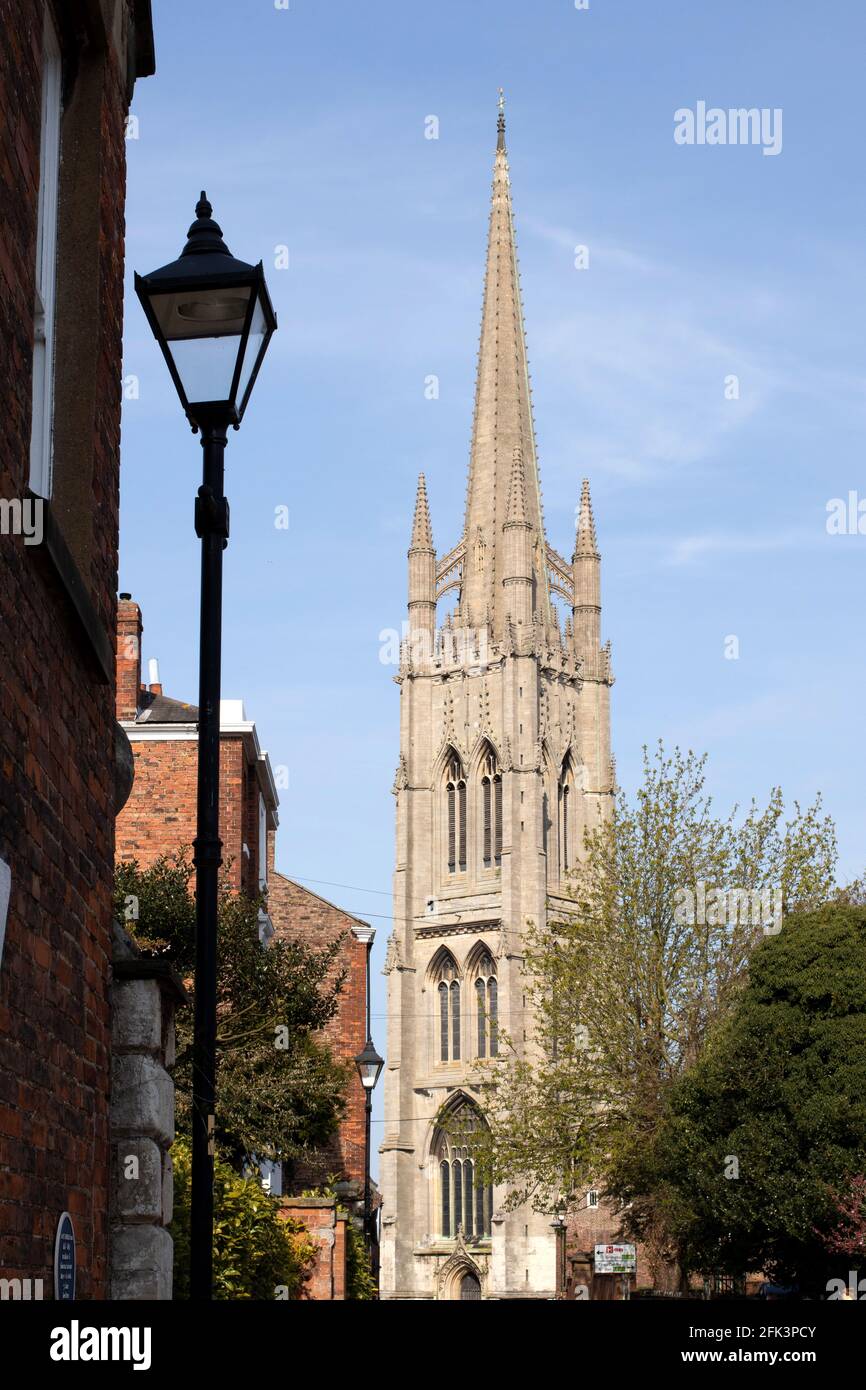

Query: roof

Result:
[136,692,198,724]
[271,871,373,936]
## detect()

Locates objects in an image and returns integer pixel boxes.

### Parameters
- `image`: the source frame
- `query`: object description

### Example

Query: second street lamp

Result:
[135,194,276,1301]
[354,1035,384,1254]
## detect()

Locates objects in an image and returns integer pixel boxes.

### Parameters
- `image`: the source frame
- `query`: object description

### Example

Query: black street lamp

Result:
[550,1214,567,1299]
[135,194,276,1301]
[354,1035,384,1253]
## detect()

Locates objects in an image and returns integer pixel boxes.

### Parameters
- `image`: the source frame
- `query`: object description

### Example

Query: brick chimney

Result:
[117,594,143,721]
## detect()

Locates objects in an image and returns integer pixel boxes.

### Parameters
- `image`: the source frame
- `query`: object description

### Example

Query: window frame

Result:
[258,793,268,890]
[30,5,62,498]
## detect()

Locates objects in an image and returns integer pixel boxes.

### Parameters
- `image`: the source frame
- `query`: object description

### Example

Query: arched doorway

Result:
[460,1272,482,1301]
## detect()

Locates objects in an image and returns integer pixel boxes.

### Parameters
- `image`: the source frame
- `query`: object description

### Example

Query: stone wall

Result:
[109,922,188,1300]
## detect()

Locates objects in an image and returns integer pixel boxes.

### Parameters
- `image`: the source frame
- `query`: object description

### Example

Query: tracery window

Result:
[480,746,502,869]
[436,1103,493,1240]
[473,951,498,1059]
[435,954,461,1062]
[445,753,467,874]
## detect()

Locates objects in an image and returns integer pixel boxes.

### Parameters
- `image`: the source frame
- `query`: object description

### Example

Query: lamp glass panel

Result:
[167,333,243,406]
[234,295,268,409]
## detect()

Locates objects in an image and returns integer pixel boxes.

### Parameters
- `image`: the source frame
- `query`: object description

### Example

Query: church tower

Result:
[379,101,614,1301]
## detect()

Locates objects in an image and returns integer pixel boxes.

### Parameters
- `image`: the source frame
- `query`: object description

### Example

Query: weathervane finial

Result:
[497,88,506,150]
[498,87,505,113]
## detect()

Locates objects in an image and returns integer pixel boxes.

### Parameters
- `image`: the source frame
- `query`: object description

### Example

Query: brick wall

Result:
[279,1197,347,1301]
[0,0,151,1298]
[116,732,259,896]
[266,845,370,1193]
[116,597,142,722]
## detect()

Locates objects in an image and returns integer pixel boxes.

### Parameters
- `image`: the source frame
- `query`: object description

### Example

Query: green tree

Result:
[170,1138,315,1299]
[636,903,866,1292]
[465,745,837,1284]
[115,851,350,1169]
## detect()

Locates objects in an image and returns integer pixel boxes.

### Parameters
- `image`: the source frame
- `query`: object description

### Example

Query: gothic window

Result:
[558,754,575,876]
[435,953,461,1062]
[435,1102,493,1240]
[445,753,467,874]
[473,950,498,1059]
[480,746,502,868]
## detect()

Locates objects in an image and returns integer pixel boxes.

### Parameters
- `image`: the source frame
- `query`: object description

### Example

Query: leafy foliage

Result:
[344,1215,377,1300]
[632,903,866,1290]
[821,1174,866,1260]
[115,852,350,1168]
[465,744,837,1281]
[170,1138,315,1299]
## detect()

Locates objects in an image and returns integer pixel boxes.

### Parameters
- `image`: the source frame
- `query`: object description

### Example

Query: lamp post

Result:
[354,1035,384,1252]
[550,1214,567,1299]
[135,194,276,1300]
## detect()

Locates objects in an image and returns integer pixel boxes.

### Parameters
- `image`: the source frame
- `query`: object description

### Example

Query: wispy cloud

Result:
[665,527,820,566]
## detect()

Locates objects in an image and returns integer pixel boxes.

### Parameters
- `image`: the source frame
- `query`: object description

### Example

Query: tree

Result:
[170,1138,315,1299]
[637,903,866,1292]
[466,745,837,1283]
[115,852,350,1170]
[821,1174,866,1261]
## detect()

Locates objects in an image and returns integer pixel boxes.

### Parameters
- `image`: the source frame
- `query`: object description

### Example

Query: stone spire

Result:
[460,98,550,636]
[408,473,436,650]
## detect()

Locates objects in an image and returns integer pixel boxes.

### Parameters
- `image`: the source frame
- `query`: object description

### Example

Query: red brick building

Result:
[114,599,375,1208]
[266,860,374,1200]
[115,595,279,925]
[0,0,154,1298]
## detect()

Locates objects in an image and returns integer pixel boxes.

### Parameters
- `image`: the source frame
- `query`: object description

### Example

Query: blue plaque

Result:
[54,1212,76,1301]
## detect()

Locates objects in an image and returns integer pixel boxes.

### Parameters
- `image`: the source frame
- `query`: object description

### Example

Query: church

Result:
[379,103,615,1300]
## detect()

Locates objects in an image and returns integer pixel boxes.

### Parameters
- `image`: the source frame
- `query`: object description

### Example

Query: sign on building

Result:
[54,1213,76,1300]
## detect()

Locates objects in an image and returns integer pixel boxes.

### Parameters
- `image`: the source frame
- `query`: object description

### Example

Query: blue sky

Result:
[120,0,866,1158]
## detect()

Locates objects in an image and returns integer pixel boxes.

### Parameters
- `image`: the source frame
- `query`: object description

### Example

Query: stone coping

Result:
[112,956,191,1007]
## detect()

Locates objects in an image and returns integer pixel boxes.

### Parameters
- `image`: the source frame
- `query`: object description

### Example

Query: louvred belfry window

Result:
[474,951,498,1058]
[480,747,502,868]
[559,754,575,875]
[436,954,461,1062]
[446,753,467,873]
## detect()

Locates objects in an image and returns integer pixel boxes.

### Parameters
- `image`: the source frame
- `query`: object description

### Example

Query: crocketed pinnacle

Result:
[410,473,434,550]
[505,445,529,526]
[574,478,599,559]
